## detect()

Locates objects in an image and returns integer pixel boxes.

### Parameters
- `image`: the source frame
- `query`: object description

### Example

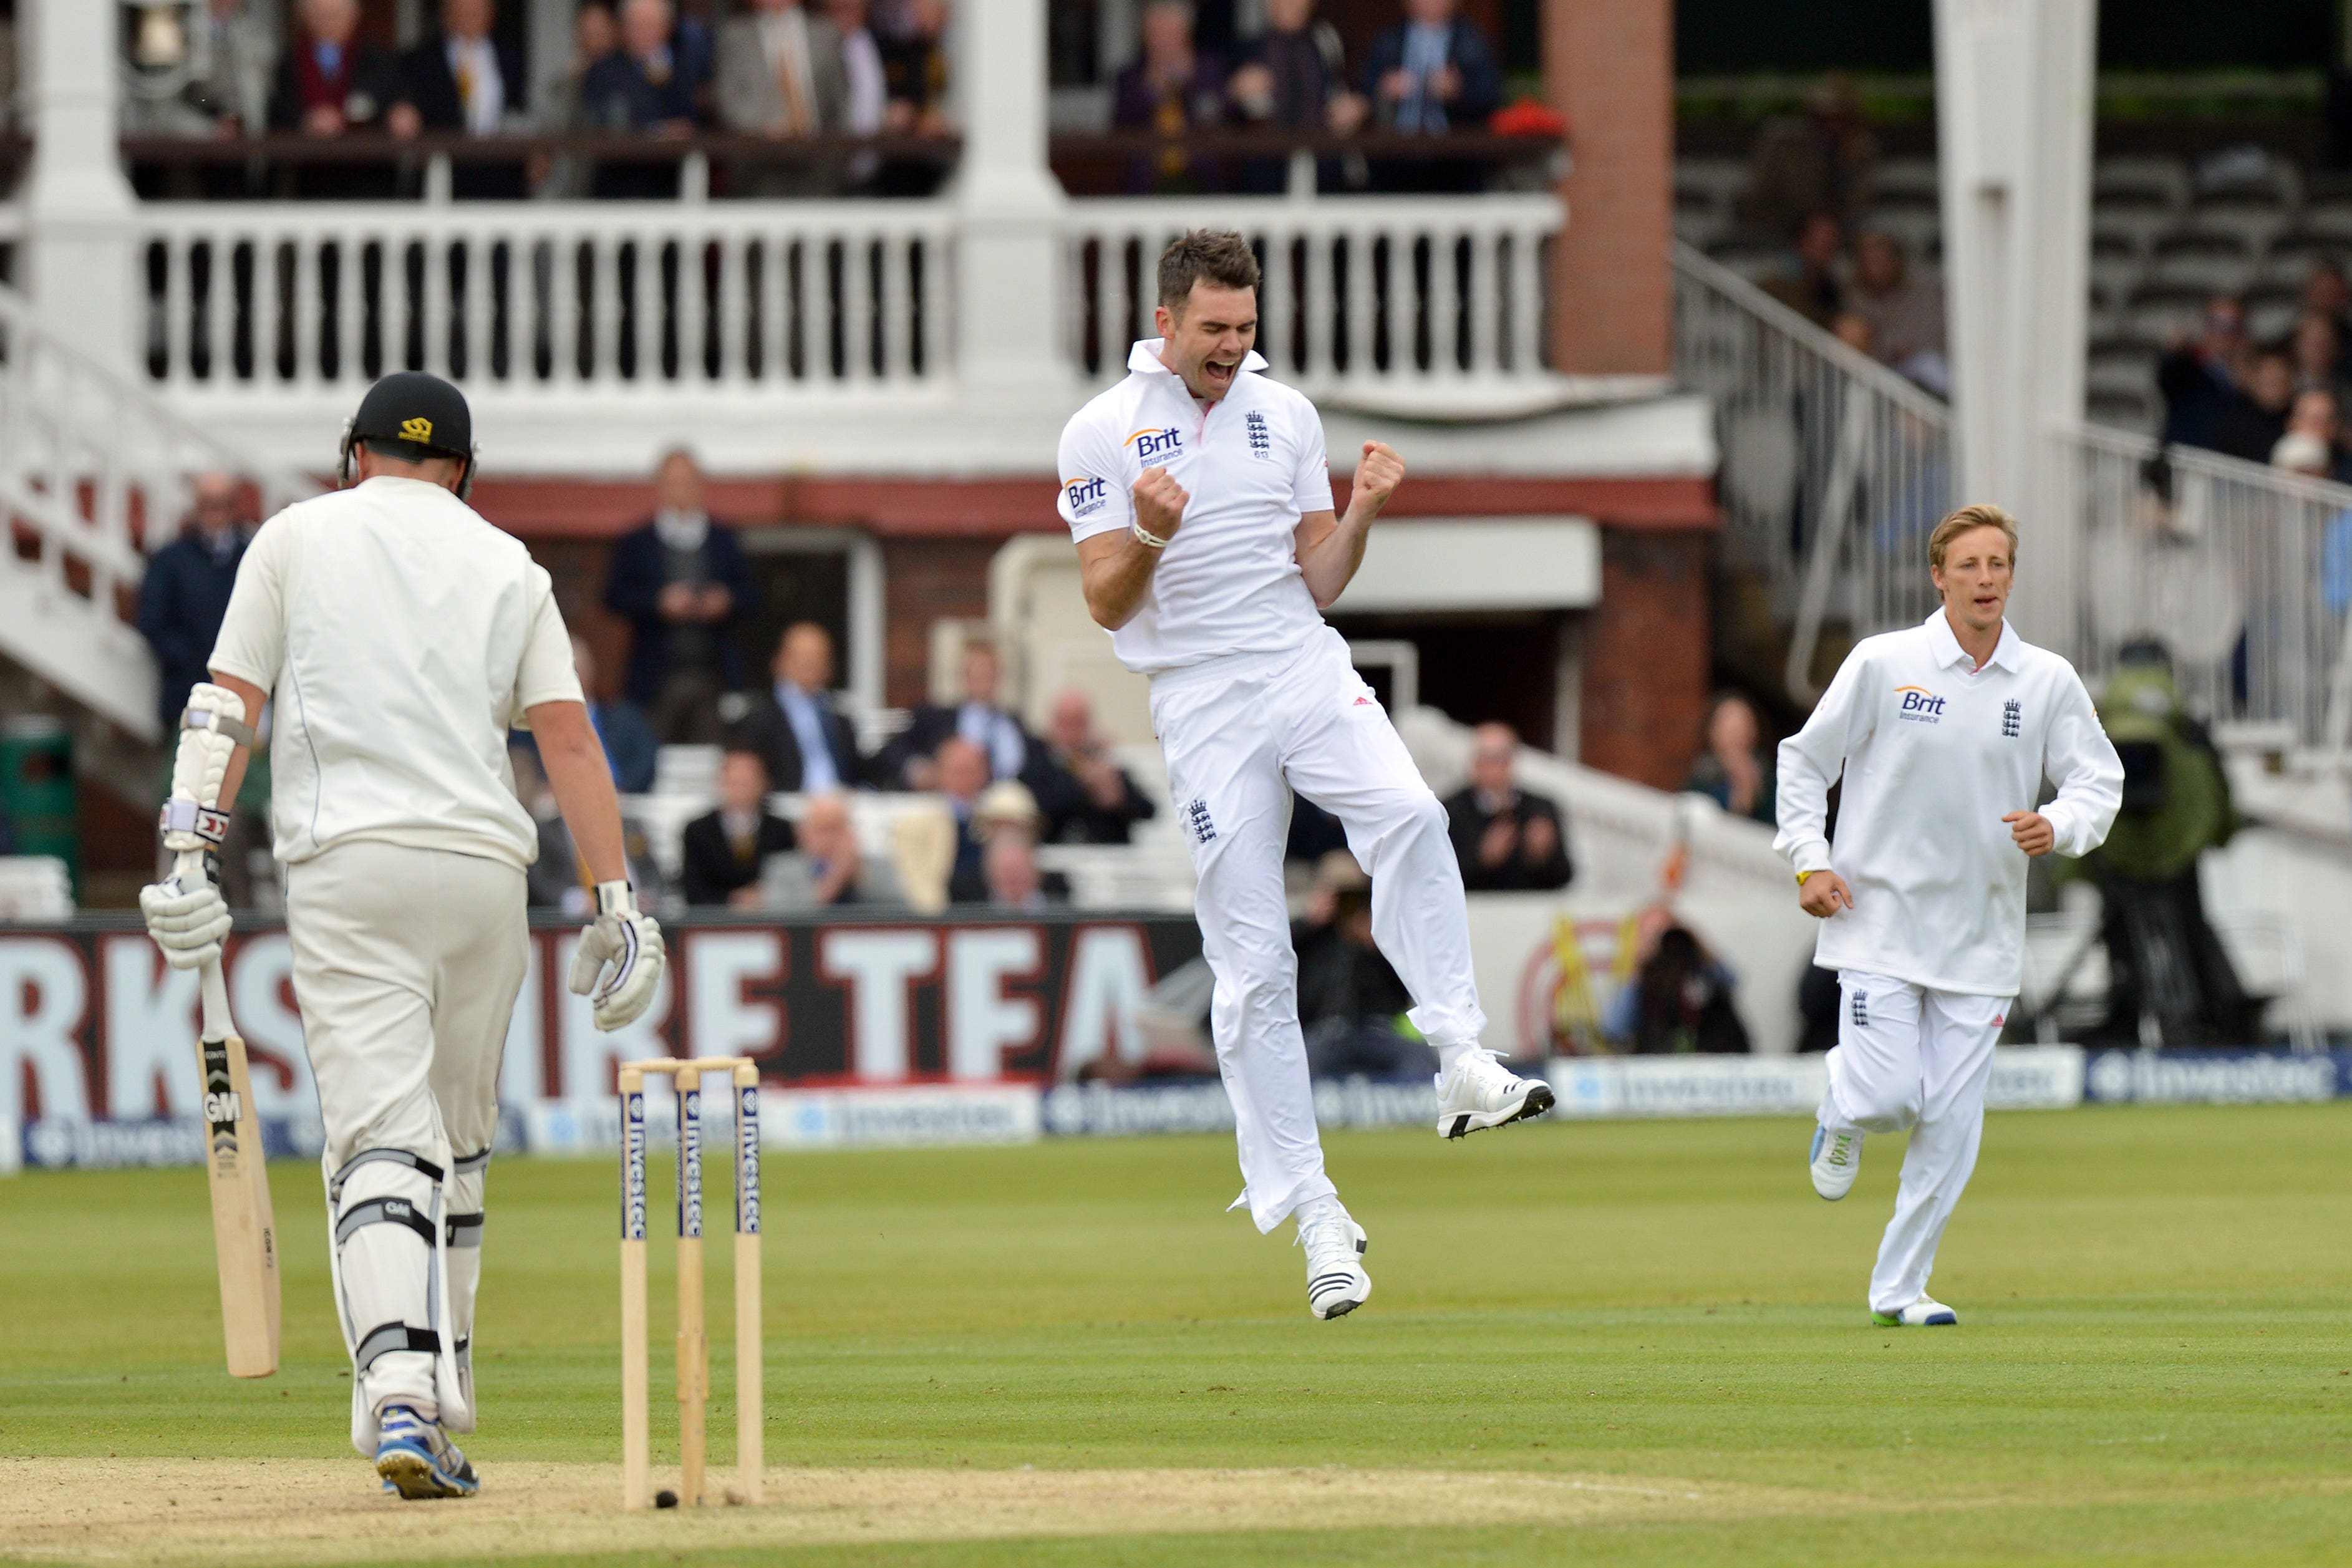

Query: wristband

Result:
[1795,870,1814,886]
[158,798,231,846]
[1131,521,1171,550]
[594,879,637,916]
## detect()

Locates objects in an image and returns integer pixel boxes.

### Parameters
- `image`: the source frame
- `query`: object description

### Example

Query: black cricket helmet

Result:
[338,371,480,500]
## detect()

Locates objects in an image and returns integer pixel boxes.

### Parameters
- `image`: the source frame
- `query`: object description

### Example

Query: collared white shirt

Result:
[841,26,887,135]
[1774,609,2122,995]
[756,9,818,128]
[1055,338,1334,675]
[209,477,583,871]
[446,34,504,135]
[775,680,841,792]
[653,508,710,551]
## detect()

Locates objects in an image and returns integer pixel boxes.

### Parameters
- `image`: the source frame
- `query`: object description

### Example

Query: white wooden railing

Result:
[137,201,956,397]
[1065,195,1559,404]
[0,279,316,737]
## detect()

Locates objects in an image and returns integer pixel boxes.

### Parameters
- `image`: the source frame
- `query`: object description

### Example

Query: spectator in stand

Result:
[717,0,849,197]
[1761,211,1845,329]
[137,472,254,737]
[389,0,528,199]
[1848,229,1948,396]
[825,0,891,190]
[1359,0,1503,193]
[1684,691,1776,826]
[535,1,616,198]
[733,621,864,792]
[1442,722,1572,892]
[122,0,274,141]
[2306,256,2352,343]
[1294,852,1430,1080]
[1610,916,1750,1055]
[876,642,1038,790]
[580,0,705,198]
[570,634,659,795]
[268,0,402,198]
[2290,310,2346,402]
[2210,346,2294,465]
[603,447,757,743]
[984,834,1054,909]
[1228,0,1364,193]
[2158,294,2249,453]
[1739,74,1876,241]
[788,791,892,907]
[2272,388,2352,483]
[934,736,992,903]
[1027,689,1154,844]
[970,780,1069,908]
[1113,1,1231,195]
[873,0,950,194]
[680,748,796,907]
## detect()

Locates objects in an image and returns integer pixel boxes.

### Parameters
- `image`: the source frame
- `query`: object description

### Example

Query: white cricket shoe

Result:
[1295,1198,1370,1320]
[1872,1297,1958,1328]
[1433,1051,1555,1140]
[1809,1124,1863,1200]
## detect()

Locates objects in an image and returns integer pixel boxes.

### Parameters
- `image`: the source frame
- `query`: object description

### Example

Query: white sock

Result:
[1295,1194,1345,1231]
[1435,1042,1486,1078]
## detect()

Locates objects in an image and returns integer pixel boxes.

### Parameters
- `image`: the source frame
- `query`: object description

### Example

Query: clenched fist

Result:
[1133,466,1189,543]
[1352,441,1406,513]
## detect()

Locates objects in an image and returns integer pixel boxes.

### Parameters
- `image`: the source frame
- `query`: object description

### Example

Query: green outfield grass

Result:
[4,1101,2351,1566]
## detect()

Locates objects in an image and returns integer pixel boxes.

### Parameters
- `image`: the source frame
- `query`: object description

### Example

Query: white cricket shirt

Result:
[1055,339,1334,674]
[1774,610,2122,996]
[209,476,584,871]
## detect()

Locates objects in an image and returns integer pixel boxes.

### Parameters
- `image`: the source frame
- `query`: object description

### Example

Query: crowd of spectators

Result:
[1109,0,1517,196]
[1757,208,1950,397]
[117,0,954,199]
[2158,268,2352,480]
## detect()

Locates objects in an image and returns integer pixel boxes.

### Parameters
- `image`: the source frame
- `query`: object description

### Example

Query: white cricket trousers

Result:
[1818,970,2006,1315]
[285,840,528,1443]
[1152,626,1488,1233]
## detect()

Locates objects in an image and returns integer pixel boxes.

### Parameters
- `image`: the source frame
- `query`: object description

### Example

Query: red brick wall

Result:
[1546,0,1673,375]
[880,538,999,707]
[1580,528,1710,789]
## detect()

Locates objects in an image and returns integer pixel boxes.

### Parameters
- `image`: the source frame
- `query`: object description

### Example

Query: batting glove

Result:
[140,859,231,970]
[571,881,664,1031]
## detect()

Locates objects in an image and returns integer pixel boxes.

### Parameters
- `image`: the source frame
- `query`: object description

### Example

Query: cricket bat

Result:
[195,937,281,1378]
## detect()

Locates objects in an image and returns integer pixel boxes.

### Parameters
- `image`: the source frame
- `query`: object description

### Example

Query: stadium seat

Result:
[2094,155,2192,218]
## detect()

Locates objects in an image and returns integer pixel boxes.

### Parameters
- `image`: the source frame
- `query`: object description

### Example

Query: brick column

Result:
[1546,0,1673,375]
[1579,530,1710,790]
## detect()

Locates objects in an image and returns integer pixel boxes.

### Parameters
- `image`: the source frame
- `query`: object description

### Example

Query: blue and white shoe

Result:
[1870,1296,1958,1327]
[375,1404,480,1499]
[1809,1124,1862,1201]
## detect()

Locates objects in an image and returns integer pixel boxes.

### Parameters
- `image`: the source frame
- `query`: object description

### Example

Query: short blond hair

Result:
[1928,503,2019,570]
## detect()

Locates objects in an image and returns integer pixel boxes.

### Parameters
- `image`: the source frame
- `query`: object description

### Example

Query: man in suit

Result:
[1025,688,1155,844]
[716,0,849,196]
[571,636,659,795]
[1442,723,1572,893]
[1357,0,1503,193]
[733,621,863,793]
[389,0,529,199]
[874,642,1037,791]
[268,0,404,198]
[680,749,796,907]
[603,448,758,744]
[137,473,254,738]
[579,0,706,198]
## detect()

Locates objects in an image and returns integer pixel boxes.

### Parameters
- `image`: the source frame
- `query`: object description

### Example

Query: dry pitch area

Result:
[6,1105,2352,1567]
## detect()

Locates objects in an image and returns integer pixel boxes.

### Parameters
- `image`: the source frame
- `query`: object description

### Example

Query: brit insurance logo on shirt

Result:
[1064,475,1110,518]
[1894,685,1947,724]
[1126,427,1184,462]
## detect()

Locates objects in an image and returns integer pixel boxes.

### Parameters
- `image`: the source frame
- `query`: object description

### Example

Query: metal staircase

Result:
[0,278,314,742]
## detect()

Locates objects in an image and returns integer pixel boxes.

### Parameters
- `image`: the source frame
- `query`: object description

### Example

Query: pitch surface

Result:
[4,1103,2349,1566]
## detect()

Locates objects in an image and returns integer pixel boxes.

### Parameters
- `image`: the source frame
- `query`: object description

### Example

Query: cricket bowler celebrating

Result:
[138,373,665,1496]
[1057,231,1553,1320]
[1775,504,2120,1327]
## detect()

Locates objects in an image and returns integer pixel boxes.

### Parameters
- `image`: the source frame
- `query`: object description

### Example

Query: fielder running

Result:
[1776,504,2121,1326]
[1057,230,1553,1320]
[139,374,665,1497]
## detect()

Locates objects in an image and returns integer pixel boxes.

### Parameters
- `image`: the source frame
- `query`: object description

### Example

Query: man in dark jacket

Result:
[268,0,405,197]
[1358,0,1503,192]
[1025,689,1154,844]
[390,0,529,198]
[680,749,796,907]
[732,622,864,792]
[603,448,757,743]
[137,473,254,735]
[1442,722,1572,893]
[873,642,1039,790]
[579,0,707,198]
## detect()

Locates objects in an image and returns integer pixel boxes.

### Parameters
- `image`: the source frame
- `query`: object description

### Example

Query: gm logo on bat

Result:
[203,1088,243,1128]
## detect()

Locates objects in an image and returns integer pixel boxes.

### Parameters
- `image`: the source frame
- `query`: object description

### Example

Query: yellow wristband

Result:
[1795,870,1814,886]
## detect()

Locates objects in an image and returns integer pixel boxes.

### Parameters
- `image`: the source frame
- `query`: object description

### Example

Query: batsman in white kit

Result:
[138,373,666,1498]
[1058,231,1553,1320]
[1776,505,2121,1327]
